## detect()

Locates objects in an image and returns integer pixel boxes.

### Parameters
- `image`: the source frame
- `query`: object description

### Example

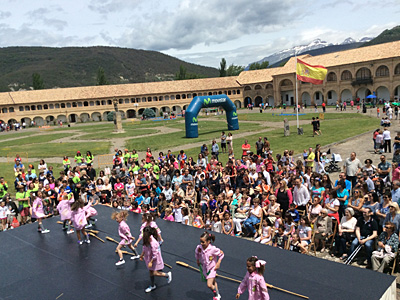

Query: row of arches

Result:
[244,85,399,107]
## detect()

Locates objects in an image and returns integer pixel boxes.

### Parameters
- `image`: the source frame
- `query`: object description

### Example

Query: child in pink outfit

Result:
[57,194,74,234]
[70,198,92,245]
[140,226,172,293]
[31,191,50,234]
[134,213,163,248]
[112,211,139,266]
[195,232,224,300]
[236,256,269,300]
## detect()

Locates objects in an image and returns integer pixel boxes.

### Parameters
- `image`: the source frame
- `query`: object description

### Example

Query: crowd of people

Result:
[1,120,400,276]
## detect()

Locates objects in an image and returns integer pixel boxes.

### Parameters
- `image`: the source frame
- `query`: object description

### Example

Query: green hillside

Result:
[361,25,400,47]
[0,46,219,92]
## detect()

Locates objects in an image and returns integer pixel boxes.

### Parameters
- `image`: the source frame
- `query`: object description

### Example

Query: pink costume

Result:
[57,199,72,221]
[31,197,46,219]
[143,235,164,271]
[164,215,174,222]
[85,206,98,218]
[71,203,91,230]
[138,221,161,240]
[237,271,270,300]
[118,220,133,245]
[195,244,224,279]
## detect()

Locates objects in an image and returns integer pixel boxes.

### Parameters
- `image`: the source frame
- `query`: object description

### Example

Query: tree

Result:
[107,111,115,121]
[143,108,156,119]
[219,58,227,77]
[175,65,187,80]
[226,64,244,76]
[248,61,269,70]
[32,73,44,90]
[96,67,108,85]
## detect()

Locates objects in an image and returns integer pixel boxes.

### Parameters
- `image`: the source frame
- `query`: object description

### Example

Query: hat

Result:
[124,149,128,151]
[322,152,327,156]
[345,207,354,216]
[77,151,81,153]
[134,171,138,175]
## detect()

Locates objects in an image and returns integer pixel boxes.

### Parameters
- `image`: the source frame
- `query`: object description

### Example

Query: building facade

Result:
[0,41,399,125]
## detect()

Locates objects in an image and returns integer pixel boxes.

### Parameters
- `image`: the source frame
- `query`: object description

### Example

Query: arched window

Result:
[9,107,14,113]
[176,95,181,100]
[25,106,30,111]
[61,103,65,108]
[153,96,158,101]
[49,104,54,109]
[341,70,352,81]
[72,102,77,107]
[19,106,24,111]
[89,101,94,106]
[119,99,123,104]
[31,105,36,110]
[376,65,389,77]
[356,67,371,79]
[280,79,293,86]
[147,97,152,102]
[66,103,71,108]
[142,97,146,102]
[2,108,7,113]
[165,96,170,100]
[395,64,400,75]
[55,104,59,109]
[208,92,212,96]
[37,105,42,110]
[159,96,164,101]
[107,100,112,105]
[182,94,186,99]
[44,104,48,110]
[77,102,82,107]
[84,101,89,107]
[255,85,262,90]
[244,86,252,91]
[327,72,337,82]
[124,99,129,104]
[266,84,273,89]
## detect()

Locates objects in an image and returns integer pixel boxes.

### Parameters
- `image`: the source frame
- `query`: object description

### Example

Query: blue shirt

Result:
[392,188,400,205]
[135,195,144,205]
[334,179,352,192]
[336,189,349,206]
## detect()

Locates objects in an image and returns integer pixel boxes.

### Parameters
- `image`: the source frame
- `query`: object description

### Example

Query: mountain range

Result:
[247,37,373,69]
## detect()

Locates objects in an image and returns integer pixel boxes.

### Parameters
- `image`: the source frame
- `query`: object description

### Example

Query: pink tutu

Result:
[71,208,87,230]
[57,200,72,221]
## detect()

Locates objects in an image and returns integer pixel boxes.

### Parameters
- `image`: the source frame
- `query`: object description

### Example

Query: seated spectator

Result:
[313,209,333,252]
[297,216,312,254]
[333,207,357,259]
[383,202,400,233]
[242,198,262,237]
[347,207,378,268]
[371,221,399,273]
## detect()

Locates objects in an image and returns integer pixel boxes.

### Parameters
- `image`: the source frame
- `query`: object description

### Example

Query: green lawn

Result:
[0,142,111,158]
[0,131,33,141]
[0,133,67,147]
[73,128,159,140]
[219,112,371,122]
[125,121,265,151]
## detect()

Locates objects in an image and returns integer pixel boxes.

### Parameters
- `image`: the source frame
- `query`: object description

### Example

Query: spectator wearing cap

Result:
[383,202,400,233]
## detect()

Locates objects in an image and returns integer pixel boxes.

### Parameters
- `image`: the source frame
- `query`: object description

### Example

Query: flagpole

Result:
[295,53,299,131]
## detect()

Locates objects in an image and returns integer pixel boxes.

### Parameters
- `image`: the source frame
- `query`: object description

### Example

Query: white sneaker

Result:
[213,295,221,300]
[167,271,172,284]
[131,255,140,260]
[85,224,92,229]
[85,236,90,244]
[77,240,83,245]
[41,229,50,234]
[145,285,156,293]
[115,260,125,266]
[67,229,74,234]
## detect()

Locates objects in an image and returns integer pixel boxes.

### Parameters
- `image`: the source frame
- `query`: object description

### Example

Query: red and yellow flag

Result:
[296,59,327,85]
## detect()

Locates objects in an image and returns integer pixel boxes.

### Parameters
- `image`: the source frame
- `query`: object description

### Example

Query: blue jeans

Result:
[348,236,374,264]
[243,215,260,234]
[201,203,208,216]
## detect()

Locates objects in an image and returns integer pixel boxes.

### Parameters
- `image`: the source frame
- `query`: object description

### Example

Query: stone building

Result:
[0,40,399,125]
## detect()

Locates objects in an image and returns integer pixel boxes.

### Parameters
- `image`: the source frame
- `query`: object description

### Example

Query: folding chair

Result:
[328,219,338,249]
[307,230,317,256]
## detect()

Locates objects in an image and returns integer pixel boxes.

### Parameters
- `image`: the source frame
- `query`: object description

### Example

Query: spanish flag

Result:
[296,59,327,85]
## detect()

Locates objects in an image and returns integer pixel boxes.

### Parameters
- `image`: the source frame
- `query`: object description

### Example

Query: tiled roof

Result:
[0,76,241,105]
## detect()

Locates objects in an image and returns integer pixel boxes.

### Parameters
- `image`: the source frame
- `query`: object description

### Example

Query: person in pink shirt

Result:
[163,208,174,222]
[195,232,225,300]
[236,256,269,300]
[31,191,50,234]
[140,226,172,293]
[70,198,92,245]
[112,211,140,266]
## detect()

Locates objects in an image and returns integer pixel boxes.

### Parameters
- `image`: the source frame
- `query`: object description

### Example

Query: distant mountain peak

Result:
[341,37,356,45]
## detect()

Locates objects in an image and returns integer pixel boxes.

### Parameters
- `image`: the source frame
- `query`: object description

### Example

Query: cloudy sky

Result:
[0,0,399,68]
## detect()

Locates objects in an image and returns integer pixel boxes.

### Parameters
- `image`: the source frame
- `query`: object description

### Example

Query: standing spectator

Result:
[382,128,391,153]
[255,137,263,157]
[220,131,227,154]
[241,140,251,158]
[377,155,391,182]
[350,100,354,110]
[226,133,233,153]
[211,140,219,161]
[322,102,326,113]
[292,177,310,212]
[343,152,362,190]
[305,147,315,170]
[348,208,378,268]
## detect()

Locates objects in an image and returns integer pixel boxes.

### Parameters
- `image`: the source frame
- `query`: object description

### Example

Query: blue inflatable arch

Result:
[185,94,239,138]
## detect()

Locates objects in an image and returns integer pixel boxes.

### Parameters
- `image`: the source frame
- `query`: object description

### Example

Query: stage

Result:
[0,205,396,300]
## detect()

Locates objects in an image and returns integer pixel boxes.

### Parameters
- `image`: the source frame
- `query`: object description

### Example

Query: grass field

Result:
[124,121,265,151]
[73,128,159,140]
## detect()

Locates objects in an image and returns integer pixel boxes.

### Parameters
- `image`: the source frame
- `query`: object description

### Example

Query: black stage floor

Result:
[0,205,395,300]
